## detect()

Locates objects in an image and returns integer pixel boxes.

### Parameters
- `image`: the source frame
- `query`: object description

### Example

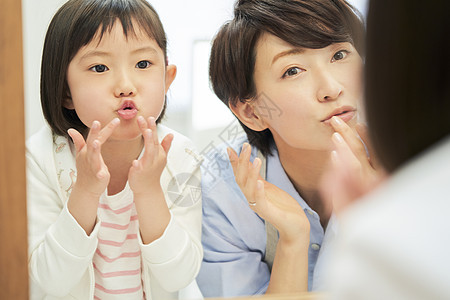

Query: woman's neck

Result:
[101,137,144,195]
[275,140,332,227]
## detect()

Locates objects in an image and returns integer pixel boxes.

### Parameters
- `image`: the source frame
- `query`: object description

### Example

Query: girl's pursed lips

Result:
[116,100,138,120]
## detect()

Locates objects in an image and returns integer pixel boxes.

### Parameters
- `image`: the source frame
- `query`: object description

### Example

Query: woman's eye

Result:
[332,50,349,62]
[283,67,302,78]
[136,60,151,69]
[90,64,108,73]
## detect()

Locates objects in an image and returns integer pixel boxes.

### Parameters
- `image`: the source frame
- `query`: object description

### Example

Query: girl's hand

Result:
[228,144,310,243]
[68,118,120,197]
[128,116,173,196]
[321,116,387,215]
[67,118,120,234]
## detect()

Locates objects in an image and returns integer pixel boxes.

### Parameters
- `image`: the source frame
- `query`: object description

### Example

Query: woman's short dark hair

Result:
[41,0,168,138]
[210,0,364,156]
[365,0,450,173]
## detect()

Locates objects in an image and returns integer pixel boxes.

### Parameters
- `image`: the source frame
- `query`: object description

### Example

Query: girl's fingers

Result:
[147,117,160,159]
[137,116,148,131]
[95,118,120,145]
[147,117,159,144]
[69,126,105,179]
[161,134,174,154]
[141,128,154,165]
[85,120,101,146]
[67,128,86,153]
[331,116,372,170]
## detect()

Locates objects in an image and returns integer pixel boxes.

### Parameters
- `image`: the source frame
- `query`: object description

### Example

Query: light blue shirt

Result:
[197,137,334,298]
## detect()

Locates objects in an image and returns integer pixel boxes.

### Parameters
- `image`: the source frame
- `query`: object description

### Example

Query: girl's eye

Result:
[282,67,302,78]
[332,50,349,62]
[90,64,108,73]
[136,60,151,69]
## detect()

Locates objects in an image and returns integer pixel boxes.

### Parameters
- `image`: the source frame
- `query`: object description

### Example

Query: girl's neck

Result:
[275,139,332,227]
[101,136,144,196]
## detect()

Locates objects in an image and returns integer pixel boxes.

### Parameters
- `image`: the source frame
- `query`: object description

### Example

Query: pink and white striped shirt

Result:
[93,185,144,300]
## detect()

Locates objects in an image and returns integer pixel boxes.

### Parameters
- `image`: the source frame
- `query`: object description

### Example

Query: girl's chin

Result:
[109,130,143,143]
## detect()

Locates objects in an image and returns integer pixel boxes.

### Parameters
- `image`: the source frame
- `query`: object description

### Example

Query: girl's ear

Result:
[164,64,177,94]
[229,100,268,131]
[63,93,74,109]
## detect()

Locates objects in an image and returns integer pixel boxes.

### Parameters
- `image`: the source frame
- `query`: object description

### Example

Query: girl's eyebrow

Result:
[79,47,158,62]
[79,50,110,62]
[272,48,305,65]
[131,46,158,54]
[132,46,158,55]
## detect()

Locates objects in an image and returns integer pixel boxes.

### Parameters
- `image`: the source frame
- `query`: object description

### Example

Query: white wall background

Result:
[23,0,368,151]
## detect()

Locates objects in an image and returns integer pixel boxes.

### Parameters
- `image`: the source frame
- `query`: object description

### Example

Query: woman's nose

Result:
[316,70,343,102]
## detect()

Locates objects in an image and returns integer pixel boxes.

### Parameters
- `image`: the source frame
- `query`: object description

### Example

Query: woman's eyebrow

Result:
[272,48,305,65]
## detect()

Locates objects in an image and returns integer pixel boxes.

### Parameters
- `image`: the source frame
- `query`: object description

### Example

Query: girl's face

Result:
[65,20,176,141]
[252,33,363,152]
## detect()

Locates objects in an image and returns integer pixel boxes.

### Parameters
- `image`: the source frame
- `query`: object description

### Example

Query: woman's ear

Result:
[229,100,268,131]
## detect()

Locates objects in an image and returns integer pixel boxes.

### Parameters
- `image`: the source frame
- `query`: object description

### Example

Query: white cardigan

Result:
[26,124,203,300]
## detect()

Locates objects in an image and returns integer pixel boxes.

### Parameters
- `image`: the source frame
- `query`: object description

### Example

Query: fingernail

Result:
[253,158,260,168]
[331,116,343,126]
[257,180,263,190]
[332,132,344,143]
[330,150,338,163]
[112,118,120,125]
[243,143,250,153]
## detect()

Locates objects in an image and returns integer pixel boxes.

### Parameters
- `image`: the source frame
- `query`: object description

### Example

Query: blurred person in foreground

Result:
[321,0,450,299]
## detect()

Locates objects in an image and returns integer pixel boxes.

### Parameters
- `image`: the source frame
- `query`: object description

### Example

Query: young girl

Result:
[197,0,380,297]
[26,0,202,299]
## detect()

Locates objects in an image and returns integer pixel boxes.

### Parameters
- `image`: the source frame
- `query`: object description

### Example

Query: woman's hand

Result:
[128,116,173,196]
[321,116,387,215]
[229,144,310,293]
[228,144,310,243]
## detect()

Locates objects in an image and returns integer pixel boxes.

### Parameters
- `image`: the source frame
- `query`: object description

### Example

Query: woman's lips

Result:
[322,110,356,125]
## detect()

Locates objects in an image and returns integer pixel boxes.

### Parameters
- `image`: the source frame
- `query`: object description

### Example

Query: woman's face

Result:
[252,33,363,152]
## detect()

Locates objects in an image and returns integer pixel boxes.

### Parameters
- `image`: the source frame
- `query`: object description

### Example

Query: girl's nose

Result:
[114,71,137,97]
[119,90,134,97]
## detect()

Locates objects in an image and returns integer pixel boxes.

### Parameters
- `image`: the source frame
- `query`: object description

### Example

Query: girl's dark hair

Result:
[365,0,450,173]
[41,0,168,138]
[210,0,364,156]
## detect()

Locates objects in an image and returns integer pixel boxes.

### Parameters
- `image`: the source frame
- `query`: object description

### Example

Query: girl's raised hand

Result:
[228,144,310,243]
[68,118,120,197]
[321,116,387,214]
[67,118,120,234]
[128,116,173,196]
